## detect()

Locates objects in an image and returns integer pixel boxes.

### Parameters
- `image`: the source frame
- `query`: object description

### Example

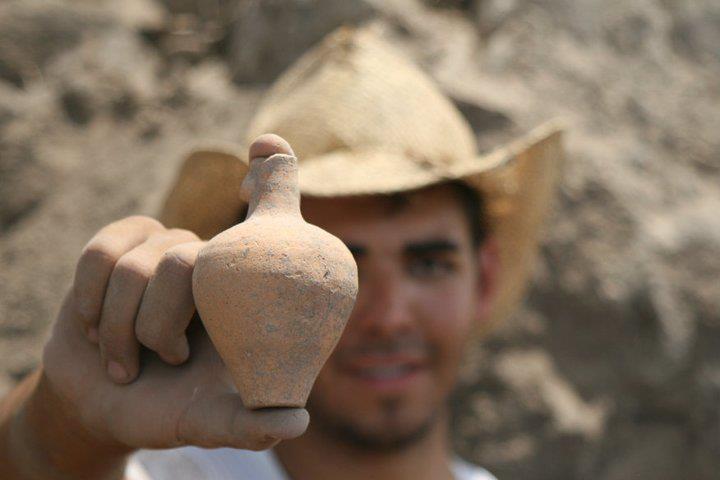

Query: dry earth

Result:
[1,1,719,479]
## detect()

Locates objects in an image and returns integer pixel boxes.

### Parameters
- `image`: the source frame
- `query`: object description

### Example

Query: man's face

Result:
[301,184,494,450]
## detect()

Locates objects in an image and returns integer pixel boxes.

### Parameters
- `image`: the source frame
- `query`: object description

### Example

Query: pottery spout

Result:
[240,154,301,218]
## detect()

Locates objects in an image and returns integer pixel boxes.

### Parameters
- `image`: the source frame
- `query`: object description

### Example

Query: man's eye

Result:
[407,256,456,278]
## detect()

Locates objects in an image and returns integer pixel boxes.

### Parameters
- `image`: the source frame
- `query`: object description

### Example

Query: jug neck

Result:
[242,154,301,218]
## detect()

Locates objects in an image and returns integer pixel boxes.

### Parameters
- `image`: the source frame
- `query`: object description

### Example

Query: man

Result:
[0,27,562,479]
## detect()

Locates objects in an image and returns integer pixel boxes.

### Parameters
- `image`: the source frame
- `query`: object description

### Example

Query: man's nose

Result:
[351,273,414,338]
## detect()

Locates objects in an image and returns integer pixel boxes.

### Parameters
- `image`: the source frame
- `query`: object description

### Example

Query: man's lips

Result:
[337,353,429,384]
[342,353,427,369]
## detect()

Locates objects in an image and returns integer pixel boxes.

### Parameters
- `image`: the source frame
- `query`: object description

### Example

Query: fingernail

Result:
[107,361,128,383]
[86,327,98,343]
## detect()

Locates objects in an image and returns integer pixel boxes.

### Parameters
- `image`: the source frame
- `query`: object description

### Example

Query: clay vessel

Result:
[192,136,358,409]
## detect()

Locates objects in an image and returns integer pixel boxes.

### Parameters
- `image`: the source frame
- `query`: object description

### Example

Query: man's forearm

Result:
[0,369,130,480]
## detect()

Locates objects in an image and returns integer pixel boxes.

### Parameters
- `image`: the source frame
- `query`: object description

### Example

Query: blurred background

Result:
[0,0,718,478]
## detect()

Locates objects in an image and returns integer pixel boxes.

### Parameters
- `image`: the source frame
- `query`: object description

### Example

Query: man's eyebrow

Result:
[405,239,459,255]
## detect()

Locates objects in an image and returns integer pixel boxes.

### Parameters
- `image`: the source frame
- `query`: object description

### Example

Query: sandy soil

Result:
[1,1,719,478]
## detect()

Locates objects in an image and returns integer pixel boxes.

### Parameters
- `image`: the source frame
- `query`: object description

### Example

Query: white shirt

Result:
[127,447,497,480]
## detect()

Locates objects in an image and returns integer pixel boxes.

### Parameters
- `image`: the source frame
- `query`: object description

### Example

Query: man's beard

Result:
[307,394,440,453]
[307,335,443,452]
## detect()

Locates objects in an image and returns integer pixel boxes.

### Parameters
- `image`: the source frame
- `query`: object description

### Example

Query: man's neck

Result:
[274,417,455,480]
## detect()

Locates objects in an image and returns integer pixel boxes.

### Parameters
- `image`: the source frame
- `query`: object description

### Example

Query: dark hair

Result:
[449,181,489,248]
[385,181,489,248]
[238,181,490,247]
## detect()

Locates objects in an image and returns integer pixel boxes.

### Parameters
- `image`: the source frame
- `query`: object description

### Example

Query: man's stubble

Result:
[306,393,441,453]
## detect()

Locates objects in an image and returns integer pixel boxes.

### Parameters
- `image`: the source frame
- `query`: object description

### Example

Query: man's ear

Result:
[475,236,501,325]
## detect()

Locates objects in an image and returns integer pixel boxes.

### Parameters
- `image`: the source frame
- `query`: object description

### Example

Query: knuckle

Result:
[160,246,197,273]
[167,228,200,242]
[73,296,97,324]
[123,215,164,231]
[113,254,155,283]
[80,240,122,268]
[240,421,269,443]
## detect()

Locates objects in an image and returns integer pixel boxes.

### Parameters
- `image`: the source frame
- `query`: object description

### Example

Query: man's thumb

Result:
[176,392,309,450]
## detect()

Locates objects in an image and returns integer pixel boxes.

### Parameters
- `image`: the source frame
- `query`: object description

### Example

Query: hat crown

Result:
[246,27,477,167]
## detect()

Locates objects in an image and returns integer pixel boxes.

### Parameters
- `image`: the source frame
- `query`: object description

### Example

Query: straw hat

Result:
[160,26,564,330]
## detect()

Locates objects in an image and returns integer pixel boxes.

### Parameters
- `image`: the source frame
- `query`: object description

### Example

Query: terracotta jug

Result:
[192,136,359,409]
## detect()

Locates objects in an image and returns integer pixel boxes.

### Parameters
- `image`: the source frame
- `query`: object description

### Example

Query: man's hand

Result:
[1,213,309,479]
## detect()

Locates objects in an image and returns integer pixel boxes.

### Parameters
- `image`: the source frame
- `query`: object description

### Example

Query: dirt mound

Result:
[1,1,718,478]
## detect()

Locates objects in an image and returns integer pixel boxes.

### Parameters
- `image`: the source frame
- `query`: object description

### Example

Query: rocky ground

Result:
[1,1,718,479]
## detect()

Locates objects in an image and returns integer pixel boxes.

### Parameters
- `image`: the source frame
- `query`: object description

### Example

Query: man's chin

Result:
[306,398,439,453]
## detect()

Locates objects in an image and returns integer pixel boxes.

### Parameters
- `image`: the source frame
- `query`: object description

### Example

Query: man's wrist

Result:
[0,369,131,480]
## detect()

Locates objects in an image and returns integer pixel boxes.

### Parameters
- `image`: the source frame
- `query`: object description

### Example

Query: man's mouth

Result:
[332,339,433,391]
[337,350,430,392]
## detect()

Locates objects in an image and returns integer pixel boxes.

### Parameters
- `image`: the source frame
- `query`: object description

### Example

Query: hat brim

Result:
[160,121,564,328]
